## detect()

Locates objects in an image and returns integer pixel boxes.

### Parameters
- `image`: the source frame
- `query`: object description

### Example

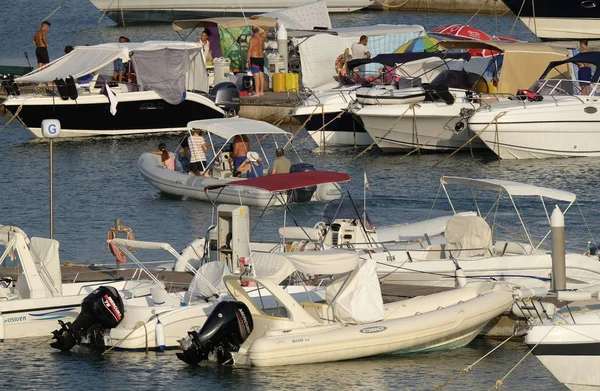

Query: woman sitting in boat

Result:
[152,143,175,170]
[237,151,263,178]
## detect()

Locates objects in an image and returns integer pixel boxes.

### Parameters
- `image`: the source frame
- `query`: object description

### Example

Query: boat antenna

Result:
[237,0,249,27]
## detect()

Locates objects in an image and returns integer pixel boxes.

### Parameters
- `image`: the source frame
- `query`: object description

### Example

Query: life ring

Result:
[107,226,135,262]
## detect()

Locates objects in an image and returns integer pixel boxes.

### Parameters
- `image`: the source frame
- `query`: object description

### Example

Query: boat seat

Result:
[494,241,536,256]
[415,244,447,260]
[0,284,17,301]
[299,301,332,323]
[212,166,233,179]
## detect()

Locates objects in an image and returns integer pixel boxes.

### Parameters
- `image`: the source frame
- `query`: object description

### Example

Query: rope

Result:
[293,107,346,149]
[42,0,68,22]
[433,111,507,167]
[434,334,514,390]
[508,0,526,36]
[0,105,24,133]
[33,334,55,348]
[465,0,490,25]
[371,0,412,9]
[102,320,146,355]
[353,102,419,160]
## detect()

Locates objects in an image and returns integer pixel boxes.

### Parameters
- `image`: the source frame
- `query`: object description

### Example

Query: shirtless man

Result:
[32,21,51,69]
[246,25,268,97]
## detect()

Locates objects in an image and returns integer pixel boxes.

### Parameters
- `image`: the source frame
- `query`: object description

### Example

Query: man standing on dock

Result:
[32,20,51,69]
[246,25,268,97]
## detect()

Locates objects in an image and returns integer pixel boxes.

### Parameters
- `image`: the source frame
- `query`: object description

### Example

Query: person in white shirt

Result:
[198,30,212,62]
[188,129,210,175]
[351,35,371,77]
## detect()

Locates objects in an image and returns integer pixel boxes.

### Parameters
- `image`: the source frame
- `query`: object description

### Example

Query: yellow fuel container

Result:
[272,73,286,93]
[285,72,299,92]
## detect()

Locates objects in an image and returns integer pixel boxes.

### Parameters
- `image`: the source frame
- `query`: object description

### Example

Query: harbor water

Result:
[0,1,593,389]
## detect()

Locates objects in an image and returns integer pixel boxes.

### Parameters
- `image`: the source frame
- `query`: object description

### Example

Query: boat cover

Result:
[444,215,493,258]
[205,171,350,192]
[185,261,231,299]
[261,0,332,30]
[441,176,576,202]
[325,258,385,324]
[29,237,62,296]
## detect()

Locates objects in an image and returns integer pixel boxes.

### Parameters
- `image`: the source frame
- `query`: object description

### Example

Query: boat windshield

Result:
[530,79,600,96]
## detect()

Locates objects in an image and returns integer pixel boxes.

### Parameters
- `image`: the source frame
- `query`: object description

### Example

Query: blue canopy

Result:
[540,52,600,82]
[347,51,471,70]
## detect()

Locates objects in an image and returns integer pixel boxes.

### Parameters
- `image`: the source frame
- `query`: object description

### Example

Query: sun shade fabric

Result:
[110,238,173,251]
[347,52,471,70]
[262,0,332,30]
[254,250,359,276]
[205,171,349,192]
[132,48,193,104]
[249,252,298,283]
[441,176,576,202]
[188,117,292,139]
[540,51,600,82]
[30,237,62,296]
[16,46,128,83]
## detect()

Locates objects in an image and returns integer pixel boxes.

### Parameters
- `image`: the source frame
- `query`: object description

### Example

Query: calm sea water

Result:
[0,1,589,389]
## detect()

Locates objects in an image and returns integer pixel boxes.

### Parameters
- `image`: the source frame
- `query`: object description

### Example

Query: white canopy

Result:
[111,238,174,251]
[262,0,332,30]
[187,118,292,140]
[16,41,205,84]
[441,176,576,203]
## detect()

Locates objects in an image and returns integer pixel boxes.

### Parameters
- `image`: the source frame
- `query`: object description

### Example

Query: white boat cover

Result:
[444,215,493,258]
[261,0,332,30]
[185,261,231,299]
[111,238,173,251]
[441,176,576,202]
[29,237,62,296]
[325,258,385,324]
[187,118,292,140]
[174,238,206,272]
[278,226,321,241]
[250,252,298,283]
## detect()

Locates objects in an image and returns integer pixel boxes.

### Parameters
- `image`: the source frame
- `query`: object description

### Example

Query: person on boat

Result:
[32,20,51,69]
[238,151,264,178]
[231,134,250,174]
[189,129,210,175]
[271,148,291,174]
[198,30,212,63]
[246,25,268,97]
[351,35,371,77]
[577,40,592,95]
[153,143,175,170]
[177,138,191,173]
[113,36,130,82]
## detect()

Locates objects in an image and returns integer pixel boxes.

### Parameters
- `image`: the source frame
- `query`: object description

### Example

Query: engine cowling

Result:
[177,301,253,365]
[50,286,124,351]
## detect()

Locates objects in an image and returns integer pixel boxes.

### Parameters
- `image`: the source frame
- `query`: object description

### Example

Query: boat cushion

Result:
[445,215,492,258]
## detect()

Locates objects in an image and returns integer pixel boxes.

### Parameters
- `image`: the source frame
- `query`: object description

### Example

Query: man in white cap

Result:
[238,151,263,178]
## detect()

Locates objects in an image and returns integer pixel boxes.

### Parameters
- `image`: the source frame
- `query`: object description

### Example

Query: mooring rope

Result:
[0,104,24,133]
[371,0,412,9]
[102,320,148,355]
[434,334,515,390]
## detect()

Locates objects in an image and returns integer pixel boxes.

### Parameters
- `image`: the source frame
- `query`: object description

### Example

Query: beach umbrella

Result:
[430,24,493,41]
[394,35,439,53]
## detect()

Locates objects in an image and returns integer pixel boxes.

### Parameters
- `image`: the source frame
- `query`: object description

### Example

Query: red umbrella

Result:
[430,24,493,41]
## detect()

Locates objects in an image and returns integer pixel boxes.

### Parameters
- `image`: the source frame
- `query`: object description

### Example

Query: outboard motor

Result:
[288,163,317,203]
[210,82,240,117]
[177,301,253,365]
[50,286,124,351]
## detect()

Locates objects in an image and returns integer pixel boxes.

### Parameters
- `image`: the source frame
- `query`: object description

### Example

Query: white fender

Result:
[155,318,165,351]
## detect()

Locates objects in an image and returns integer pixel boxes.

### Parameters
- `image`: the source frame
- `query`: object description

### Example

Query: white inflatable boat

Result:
[177,251,515,367]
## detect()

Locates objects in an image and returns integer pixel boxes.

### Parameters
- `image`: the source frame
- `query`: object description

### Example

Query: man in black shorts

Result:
[33,20,51,68]
[246,25,268,97]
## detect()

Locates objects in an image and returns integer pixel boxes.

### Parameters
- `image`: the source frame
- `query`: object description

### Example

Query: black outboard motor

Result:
[177,301,253,365]
[288,163,317,203]
[50,286,124,351]
[210,82,240,117]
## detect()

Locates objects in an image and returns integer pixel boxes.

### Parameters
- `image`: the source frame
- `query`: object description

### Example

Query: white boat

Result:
[524,289,600,390]
[88,0,373,23]
[352,40,570,153]
[49,236,325,351]
[176,250,515,367]
[0,225,160,341]
[2,41,234,138]
[138,118,346,206]
[468,53,600,159]
[292,52,470,148]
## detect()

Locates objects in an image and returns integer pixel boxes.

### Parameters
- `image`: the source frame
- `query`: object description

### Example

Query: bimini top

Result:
[205,171,350,192]
[172,16,278,31]
[347,51,471,70]
[540,52,600,83]
[441,176,576,203]
[188,118,292,139]
[16,41,203,84]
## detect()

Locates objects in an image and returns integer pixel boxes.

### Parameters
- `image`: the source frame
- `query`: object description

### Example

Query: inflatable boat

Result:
[177,251,515,367]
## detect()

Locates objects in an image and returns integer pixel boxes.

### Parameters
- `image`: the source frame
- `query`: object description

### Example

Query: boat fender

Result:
[54,78,70,101]
[65,76,78,100]
[0,313,5,342]
[155,318,166,352]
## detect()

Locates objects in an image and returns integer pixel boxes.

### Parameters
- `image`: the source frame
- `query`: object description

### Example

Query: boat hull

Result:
[3,90,224,138]
[501,0,600,40]
[356,101,486,153]
[469,99,600,159]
